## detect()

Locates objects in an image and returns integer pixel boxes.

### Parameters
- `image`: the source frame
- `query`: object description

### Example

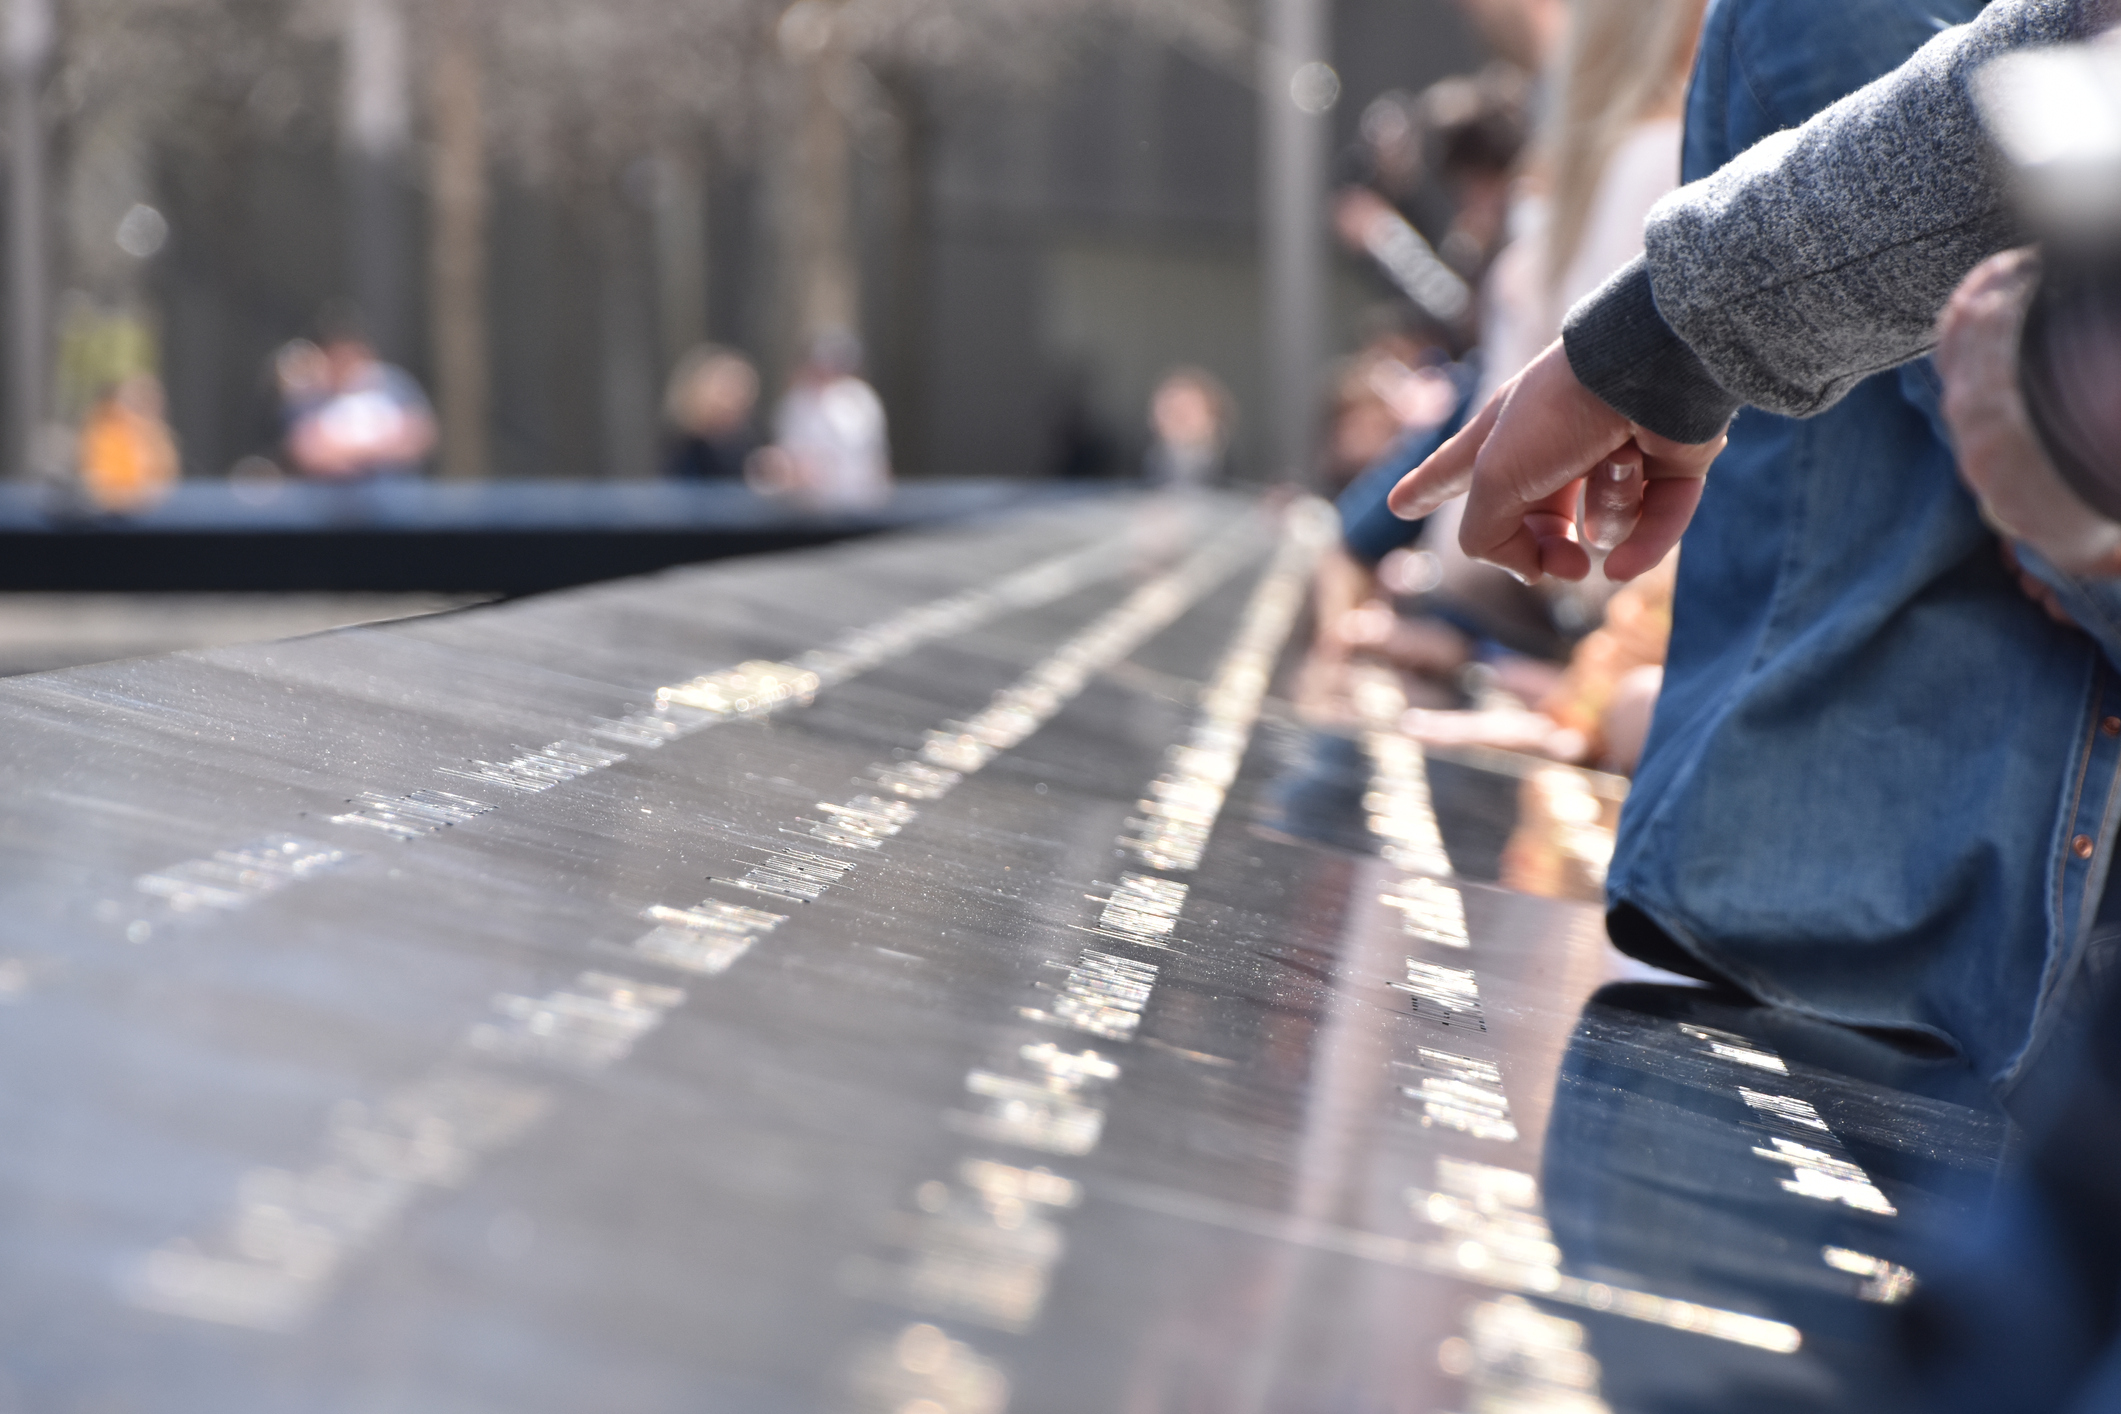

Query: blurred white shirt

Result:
[774,375,891,512]
[1474,117,1684,407]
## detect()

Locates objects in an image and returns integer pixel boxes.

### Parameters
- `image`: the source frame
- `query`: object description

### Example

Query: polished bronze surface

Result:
[0,494,2002,1411]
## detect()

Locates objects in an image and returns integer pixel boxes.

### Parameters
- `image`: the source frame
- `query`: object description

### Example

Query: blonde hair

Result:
[1540,0,1706,296]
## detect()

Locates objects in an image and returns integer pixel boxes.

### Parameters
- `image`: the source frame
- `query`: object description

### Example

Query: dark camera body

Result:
[1968,40,2121,519]
[1973,37,2121,519]
[2020,245,2121,520]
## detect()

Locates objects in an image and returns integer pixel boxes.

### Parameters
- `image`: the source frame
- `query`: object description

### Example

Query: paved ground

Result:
[0,593,490,676]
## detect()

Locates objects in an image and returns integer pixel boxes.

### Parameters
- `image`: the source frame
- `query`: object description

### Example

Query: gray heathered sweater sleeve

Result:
[1563,261,1740,443]
[1562,0,2101,439]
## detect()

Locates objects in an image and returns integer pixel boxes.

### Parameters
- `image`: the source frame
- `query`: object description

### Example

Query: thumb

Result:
[1600,441,1718,580]
[1579,441,1645,552]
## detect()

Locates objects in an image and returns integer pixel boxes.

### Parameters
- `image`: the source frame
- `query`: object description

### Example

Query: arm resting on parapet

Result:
[1564,0,2104,442]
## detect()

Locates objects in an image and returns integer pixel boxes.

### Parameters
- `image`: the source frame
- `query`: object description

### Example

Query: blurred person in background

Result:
[1335,66,1533,288]
[1414,63,1537,281]
[1314,323,1465,497]
[1334,65,1532,354]
[1401,555,1674,771]
[663,345,762,481]
[282,316,436,483]
[1141,367,1232,490]
[55,302,179,514]
[1428,0,1704,543]
[1337,89,1435,250]
[752,329,891,513]
[78,374,179,515]
[1316,63,1535,677]
[1452,0,1570,78]
[271,337,330,437]
[1318,352,1431,498]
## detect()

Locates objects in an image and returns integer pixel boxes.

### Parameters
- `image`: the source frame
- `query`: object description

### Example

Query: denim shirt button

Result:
[2073,834,2097,860]
[2102,716,2121,737]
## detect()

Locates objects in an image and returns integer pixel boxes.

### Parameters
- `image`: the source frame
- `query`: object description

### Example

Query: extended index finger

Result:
[1389,392,1499,520]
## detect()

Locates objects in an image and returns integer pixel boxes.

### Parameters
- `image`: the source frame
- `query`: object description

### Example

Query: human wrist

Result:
[1561,259,1739,445]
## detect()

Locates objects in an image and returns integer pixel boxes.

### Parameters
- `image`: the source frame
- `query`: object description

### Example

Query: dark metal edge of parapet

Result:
[0,485,1116,593]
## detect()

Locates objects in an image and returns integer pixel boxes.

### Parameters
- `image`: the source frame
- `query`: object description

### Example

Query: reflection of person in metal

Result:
[1901,957,2121,1413]
[1541,981,1992,1412]
[282,328,436,481]
[752,329,891,513]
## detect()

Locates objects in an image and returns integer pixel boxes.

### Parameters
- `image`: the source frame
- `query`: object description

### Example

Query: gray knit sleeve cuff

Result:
[1561,258,1741,444]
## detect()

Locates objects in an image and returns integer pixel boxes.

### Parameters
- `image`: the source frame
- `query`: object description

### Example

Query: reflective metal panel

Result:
[0,493,2004,1411]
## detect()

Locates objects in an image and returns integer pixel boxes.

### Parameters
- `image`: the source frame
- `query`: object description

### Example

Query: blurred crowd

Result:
[63,286,1265,518]
[1284,0,1702,911]
[232,319,896,516]
[60,306,911,518]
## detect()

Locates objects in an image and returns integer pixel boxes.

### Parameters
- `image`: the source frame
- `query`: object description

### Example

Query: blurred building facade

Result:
[90,0,1483,483]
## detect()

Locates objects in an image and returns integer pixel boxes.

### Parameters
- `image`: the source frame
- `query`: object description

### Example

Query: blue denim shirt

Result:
[1609,0,2121,1093]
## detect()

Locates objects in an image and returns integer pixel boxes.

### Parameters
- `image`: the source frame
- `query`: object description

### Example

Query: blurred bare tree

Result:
[19,0,1253,480]
[469,0,1252,473]
[472,0,767,477]
[425,0,486,477]
[15,0,302,476]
